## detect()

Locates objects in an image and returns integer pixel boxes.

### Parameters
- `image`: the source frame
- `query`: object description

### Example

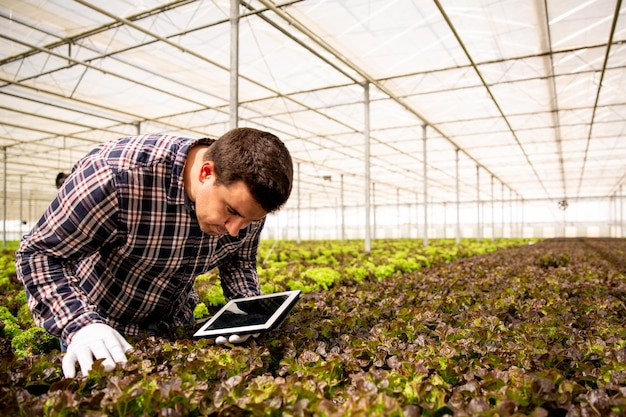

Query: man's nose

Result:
[225,217,247,236]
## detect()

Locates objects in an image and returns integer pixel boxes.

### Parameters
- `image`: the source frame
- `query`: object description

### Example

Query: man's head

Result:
[205,128,293,213]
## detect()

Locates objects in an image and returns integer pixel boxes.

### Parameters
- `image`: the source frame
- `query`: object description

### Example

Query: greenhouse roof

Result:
[0,0,625,219]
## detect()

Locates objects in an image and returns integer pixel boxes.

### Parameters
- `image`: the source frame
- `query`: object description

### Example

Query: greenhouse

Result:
[1,1,626,416]
[0,0,624,245]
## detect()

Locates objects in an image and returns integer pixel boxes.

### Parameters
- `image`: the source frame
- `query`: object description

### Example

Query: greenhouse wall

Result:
[1,196,623,245]
[260,223,623,241]
[1,220,623,244]
[261,196,624,241]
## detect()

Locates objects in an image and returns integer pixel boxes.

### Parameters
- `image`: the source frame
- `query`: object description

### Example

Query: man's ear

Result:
[199,160,216,182]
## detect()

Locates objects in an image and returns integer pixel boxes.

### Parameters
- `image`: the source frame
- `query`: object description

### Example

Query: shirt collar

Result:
[168,137,215,207]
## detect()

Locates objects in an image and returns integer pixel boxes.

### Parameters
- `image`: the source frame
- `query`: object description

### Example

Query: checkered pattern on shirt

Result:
[15,134,263,343]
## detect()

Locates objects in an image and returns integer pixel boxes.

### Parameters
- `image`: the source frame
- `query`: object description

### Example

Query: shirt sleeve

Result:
[15,156,120,343]
[217,218,265,300]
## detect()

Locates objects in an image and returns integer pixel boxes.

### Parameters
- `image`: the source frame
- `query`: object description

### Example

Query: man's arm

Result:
[217,218,265,300]
[212,219,265,345]
[16,157,134,377]
[15,156,119,343]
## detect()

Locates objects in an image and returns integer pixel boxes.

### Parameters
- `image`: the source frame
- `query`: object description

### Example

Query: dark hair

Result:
[55,172,68,189]
[205,128,293,213]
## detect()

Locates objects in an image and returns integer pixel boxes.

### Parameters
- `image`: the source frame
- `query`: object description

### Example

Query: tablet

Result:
[193,290,302,338]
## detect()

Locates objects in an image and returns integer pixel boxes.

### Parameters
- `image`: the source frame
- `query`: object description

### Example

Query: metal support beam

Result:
[443,201,447,239]
[501,182,505,237]
[19,176,23,239]
[521,197,525,238]
[508,188,512,237]
[455,148,460,245]
[2,147,6,248]
[422,124,428,246]
[364,82,371,252]
[309,194,313,240]
[476,165,481,242]
[619,185,626,237]
[491,175,495,242]
[341,174,345,241]
[372,182,377,240]
[415,193,420,239]
[296,162,301,244]
[230,0,239,129]
[396,188,400,235]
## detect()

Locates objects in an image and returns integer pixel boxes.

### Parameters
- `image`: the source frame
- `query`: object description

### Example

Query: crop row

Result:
[2,237,626,416]
[194,238,532,313]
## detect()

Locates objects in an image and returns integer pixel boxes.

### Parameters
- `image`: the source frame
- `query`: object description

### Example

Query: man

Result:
[15,127,293,378]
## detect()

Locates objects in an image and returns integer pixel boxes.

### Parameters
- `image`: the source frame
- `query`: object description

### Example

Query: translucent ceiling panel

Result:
[1,0,110,41]
[596,66,626,106]
[128,1,230,39]
[371,126,429,157]
[369,98,422,131]
[285,0,469,77]
[547,0,619,50]
[405,84,501,125]
[2,47,70,81]
[0,0,623,219]
[158,108,231,135]
[487,77,552,118]
[506,113,555,134]
[441,0,543,60]
[239,17,355,95]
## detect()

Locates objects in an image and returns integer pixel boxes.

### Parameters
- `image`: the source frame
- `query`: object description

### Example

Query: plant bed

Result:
[1,238,626,416]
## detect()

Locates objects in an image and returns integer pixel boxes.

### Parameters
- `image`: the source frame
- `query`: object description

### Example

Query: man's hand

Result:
[215,333,259,345]
[62,323,133,378]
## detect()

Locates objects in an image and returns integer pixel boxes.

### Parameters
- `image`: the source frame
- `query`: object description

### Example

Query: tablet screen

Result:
[193,290,301,338]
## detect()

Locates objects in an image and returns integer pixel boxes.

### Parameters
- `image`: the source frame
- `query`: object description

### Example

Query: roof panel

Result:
[547,0,619,49]
[287,0,465,77]
[443,0,543,60]
[0,0,623,221]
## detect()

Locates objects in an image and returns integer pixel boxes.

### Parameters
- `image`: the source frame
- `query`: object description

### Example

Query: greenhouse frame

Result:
[0,0,625,246]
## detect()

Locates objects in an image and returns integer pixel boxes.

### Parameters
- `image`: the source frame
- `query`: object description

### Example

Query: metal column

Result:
[2,147,6,249]
[501,182,505,237]
[619,184,626,237]
[396,188,400,235]
[521,197,525,238]
[510,188,514,237]
[372,182,376,240]
[230,0,239,129]
[490,175,495,242]
[19,176,23,239]
[476,165,481,242]
[340,174,345,241]
[296,162,301,243]
[364,83,371,252]
[443,201,447,239]
[422,125,428,246]
[455,148,460,245]
[415,193,420,239]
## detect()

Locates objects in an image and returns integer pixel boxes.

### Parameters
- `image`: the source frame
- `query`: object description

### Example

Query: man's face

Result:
[194,176,267,237]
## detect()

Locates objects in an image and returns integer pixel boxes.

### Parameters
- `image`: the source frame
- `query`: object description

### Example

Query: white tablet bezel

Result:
[193,290,301,338]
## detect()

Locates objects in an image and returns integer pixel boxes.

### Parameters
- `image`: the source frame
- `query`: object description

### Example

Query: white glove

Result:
[62,323,133,378]
[215,333,259,345]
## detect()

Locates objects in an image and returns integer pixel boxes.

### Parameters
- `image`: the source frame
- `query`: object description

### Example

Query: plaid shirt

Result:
[16,134,264,343]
